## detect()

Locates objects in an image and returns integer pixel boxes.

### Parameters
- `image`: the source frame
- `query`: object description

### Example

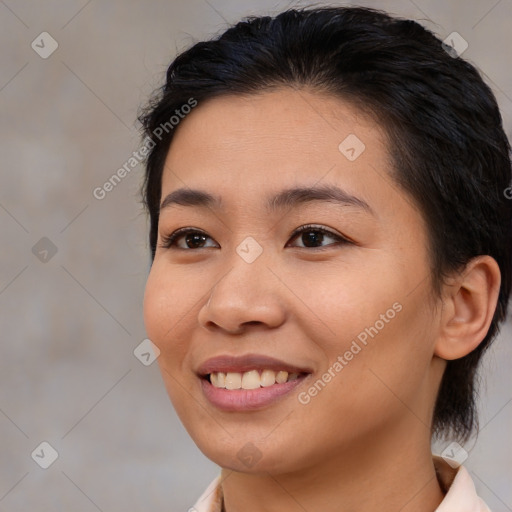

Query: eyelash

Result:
[158,224,352,251]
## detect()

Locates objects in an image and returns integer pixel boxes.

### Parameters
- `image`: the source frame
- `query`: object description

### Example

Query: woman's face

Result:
[143,88,444,473]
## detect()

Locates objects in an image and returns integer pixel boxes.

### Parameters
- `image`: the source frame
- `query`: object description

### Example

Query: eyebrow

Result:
[160,184,373,214]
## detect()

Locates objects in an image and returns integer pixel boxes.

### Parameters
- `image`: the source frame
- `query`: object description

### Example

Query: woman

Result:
[138,6,511,511]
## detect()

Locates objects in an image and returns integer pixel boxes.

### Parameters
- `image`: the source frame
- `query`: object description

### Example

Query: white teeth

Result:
[225,372,242,390]
[209,369,301,389]
[260,369,276,387]
[210,371,225,387]
[275,371,288,384]
[241,370,261,389]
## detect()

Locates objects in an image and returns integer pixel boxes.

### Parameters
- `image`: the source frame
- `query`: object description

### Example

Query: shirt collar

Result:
[433,456,491,512]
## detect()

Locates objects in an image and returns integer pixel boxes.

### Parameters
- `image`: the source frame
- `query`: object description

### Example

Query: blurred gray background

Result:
[0,1,511,511]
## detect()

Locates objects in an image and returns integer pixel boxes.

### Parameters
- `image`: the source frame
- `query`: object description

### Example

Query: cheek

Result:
[310,262,436,398]
[143,264,191,359]
[143,265,198,413]
[143,268,167,348]
[293,305,435,451]
[307,265,398,347]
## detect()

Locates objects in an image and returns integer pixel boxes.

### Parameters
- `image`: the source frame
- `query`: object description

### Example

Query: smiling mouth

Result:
[204,369,309,389]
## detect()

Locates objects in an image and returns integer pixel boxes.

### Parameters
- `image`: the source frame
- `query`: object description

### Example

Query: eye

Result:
[159,224,352,251]
[287,224,351,249]
[159,228,217,250]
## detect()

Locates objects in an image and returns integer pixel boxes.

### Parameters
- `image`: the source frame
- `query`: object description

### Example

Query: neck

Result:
[220,422,445,512]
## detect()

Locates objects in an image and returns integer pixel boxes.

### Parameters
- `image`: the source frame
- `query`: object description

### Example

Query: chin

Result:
[192,428,300,474]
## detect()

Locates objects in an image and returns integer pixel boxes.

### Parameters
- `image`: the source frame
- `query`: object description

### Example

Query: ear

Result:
[434,256,501,360]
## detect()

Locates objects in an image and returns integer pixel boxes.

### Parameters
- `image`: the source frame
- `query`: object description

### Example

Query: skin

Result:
[143,88,500,512]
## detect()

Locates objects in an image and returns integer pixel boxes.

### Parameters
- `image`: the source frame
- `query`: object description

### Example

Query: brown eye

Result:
[288,224,351,249]
[159,228,218,250]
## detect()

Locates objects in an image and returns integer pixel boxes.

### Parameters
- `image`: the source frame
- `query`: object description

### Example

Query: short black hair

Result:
[138,5,512,441]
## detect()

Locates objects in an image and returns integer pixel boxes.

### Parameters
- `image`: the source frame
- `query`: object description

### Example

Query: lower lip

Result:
[200,375,308,412]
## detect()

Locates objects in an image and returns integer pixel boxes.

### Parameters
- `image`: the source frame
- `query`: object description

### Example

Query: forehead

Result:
[161,88,391,204]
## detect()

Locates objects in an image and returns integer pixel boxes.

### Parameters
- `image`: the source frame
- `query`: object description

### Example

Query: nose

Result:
[197,249,287,335]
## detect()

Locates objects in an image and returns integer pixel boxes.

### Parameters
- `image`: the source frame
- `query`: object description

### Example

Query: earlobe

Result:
[434,256,501,361]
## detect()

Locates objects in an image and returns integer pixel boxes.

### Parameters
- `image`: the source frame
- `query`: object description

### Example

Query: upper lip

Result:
[196,354,313,376]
